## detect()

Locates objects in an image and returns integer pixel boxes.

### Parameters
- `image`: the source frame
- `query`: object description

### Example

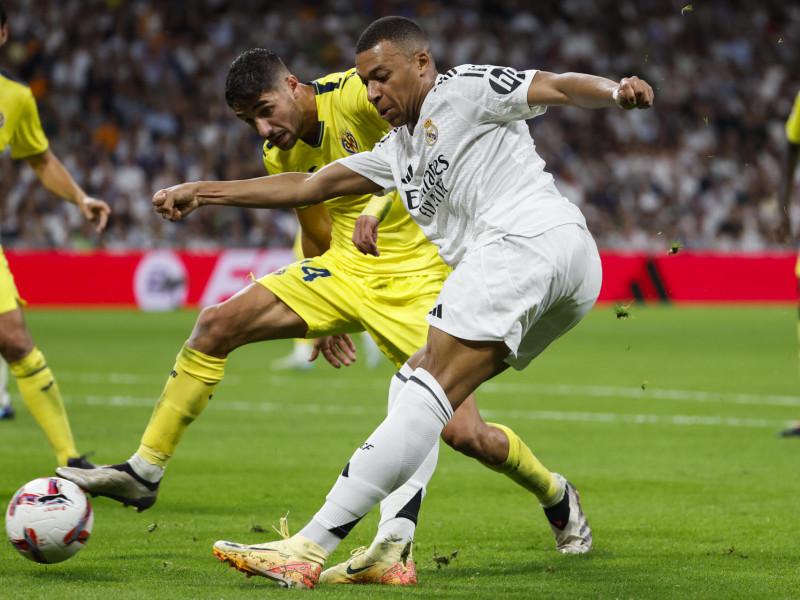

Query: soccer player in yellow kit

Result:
[0,1,110,466]
[778,89,800,438]
[59,48,588,584]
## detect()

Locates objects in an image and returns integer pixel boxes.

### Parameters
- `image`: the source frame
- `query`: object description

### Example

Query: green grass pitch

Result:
[2,306,800,599]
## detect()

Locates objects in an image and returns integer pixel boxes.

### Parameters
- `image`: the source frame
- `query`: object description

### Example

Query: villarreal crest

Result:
[340,130,359,154]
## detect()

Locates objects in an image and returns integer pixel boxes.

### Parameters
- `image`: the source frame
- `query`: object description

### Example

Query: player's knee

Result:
[442,421,505,465]
[189,304,238,355]
[0,324,34,363]
[442,420,483,459]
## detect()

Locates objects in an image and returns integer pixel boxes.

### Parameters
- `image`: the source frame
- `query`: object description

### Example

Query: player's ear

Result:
[415,50,431,74]
[286,74,300,96]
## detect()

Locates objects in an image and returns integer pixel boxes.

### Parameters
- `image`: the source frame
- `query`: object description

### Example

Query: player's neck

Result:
[406,72,437,135]
[297,83,322,144]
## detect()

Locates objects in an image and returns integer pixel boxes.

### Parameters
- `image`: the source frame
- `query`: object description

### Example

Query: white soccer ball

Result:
[5,476,94,564]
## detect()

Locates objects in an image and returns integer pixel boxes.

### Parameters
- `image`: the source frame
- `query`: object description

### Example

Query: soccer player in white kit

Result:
[152,16,654,589]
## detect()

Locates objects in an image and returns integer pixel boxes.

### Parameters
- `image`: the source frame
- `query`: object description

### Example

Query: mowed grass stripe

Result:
[52,370,800,407]
[58,394,793,429]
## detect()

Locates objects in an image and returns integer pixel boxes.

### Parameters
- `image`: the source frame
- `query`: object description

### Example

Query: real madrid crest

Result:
[340,130,359,154]
[423,118,438,146]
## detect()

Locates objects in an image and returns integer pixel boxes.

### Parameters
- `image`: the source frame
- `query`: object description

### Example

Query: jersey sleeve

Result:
[445,65,546,125]
[448,65,547,123]
[10,88,49,159]
[336,135,396,194]
[787,91,800,145]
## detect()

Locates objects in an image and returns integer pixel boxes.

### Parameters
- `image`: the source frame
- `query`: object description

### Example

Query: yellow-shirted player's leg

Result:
[9,347,78,467]
[481,422,558,504]
[0,246,80,465]
[137,344,225,467]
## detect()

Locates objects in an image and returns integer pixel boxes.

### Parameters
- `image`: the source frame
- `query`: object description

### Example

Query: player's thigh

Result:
[361,271,447,368]
[510,225,602,369]
[0,249,33,359]
[190,282,308,354]
[256,256,364,338]
[0,247,23,316]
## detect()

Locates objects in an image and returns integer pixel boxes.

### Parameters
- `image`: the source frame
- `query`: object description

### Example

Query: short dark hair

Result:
[224,48,290,109]
[355,16,428,55]
[0,2,6,28]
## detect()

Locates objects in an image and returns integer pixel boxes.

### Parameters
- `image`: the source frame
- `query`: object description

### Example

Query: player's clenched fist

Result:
[152,182,200,222]
[613,76,654,110]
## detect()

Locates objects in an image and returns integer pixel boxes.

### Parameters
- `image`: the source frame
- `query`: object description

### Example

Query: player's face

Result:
[232,77,305,150]
[356,41,429,128]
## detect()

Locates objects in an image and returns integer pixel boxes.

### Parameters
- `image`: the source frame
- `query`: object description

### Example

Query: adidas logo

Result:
[428,304,442,318]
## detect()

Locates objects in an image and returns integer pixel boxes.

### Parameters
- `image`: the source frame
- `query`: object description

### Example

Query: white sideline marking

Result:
[57,372,800,407]
[64,395,793,429]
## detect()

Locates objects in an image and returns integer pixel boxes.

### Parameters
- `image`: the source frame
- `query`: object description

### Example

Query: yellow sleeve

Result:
[787,91,800,145]
[10,88,49,159]
[361,194,394,222]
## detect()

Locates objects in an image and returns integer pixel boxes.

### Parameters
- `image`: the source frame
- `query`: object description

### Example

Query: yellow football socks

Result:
[138,345,225,467]
[10,347,78,466]
[482,422,559,506]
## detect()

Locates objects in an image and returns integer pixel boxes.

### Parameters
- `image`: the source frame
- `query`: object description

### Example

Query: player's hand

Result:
[353,215,380,256]
[309,335,358,368]
[79,197,111,233]
[614,76,654,110]
[153,183,201,222]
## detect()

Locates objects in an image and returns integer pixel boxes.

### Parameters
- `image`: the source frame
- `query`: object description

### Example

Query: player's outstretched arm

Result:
[153,162,381,222]
[528,71,654,111]
[26,149,111,233]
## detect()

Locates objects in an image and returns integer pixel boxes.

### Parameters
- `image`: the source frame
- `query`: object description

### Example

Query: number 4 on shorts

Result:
[301,266,332,282]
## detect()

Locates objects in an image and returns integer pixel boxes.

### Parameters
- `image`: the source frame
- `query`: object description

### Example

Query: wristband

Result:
[361,195,393,222]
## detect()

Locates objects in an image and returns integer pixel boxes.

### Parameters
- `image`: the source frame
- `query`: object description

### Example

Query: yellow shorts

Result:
[0,246,23,315]
[257,252,449,368]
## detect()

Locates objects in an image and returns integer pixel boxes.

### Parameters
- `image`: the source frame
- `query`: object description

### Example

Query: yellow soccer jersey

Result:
[788,91,800,145]
[0,70,49,158]
[263,68,446,277]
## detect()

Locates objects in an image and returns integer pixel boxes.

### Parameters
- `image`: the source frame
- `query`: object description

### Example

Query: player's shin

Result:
[10,347,78,466]
[298,368,452,554]
[482,422,559,506]
[136,344,225,479]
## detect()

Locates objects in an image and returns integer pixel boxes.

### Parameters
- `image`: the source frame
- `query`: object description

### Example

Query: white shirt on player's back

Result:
[338,63,587,267]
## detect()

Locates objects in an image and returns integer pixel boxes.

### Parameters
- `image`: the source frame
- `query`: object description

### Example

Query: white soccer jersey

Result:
[338,64,587,266]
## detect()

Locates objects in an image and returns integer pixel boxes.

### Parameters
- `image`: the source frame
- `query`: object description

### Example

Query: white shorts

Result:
[425,223,602,370]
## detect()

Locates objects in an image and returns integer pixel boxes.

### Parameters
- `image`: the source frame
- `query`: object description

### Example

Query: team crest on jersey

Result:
[424,119,438,146]
[340,131,359,154]
[0,112,4,129]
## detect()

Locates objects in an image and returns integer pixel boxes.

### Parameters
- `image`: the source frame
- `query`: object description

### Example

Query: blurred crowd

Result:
[0,0,798,251]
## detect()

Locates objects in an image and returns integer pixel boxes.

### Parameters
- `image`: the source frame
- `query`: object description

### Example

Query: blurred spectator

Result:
[1,0,797,251]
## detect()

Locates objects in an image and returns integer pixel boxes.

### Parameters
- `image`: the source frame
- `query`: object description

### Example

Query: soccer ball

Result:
[5,476,94,564]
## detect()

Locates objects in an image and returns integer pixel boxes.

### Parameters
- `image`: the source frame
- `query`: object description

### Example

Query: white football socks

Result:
[299,368,452,553]
[375,364,439,544]
[129,453,165,483]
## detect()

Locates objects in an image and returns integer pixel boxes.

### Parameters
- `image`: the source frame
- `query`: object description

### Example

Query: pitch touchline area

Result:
[57,371,800,407]
[63,393,794,430]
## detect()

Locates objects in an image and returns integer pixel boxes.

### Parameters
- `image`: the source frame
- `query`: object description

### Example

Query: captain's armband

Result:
[360,195,393,222]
